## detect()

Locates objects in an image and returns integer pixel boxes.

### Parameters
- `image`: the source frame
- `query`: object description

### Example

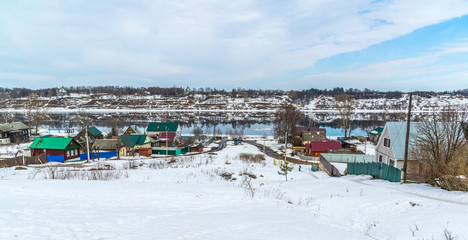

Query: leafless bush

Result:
[29,166,128,181]
[239,166,257,179]
[297,196,315,207]
[240,175,256,198]
[123,160,141,170]
[0,168,14,179]
[261,188,287,201]
[239,153,265,163]
[219,171,234,181]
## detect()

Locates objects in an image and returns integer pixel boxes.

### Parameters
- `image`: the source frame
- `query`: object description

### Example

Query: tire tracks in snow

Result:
[349,178,468,206]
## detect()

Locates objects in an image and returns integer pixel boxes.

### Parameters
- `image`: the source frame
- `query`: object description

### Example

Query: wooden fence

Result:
[0,153,47,168]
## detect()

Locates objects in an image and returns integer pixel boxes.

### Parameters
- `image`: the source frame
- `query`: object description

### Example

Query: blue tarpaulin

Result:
[80,151,117,160]
[47,155,65,163]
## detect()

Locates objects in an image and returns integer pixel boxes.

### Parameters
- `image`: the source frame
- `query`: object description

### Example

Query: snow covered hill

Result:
[1,93,466,113]
[1,142,467,239]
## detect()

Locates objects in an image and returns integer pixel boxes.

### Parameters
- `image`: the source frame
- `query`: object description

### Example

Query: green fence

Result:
[347,162,401,183]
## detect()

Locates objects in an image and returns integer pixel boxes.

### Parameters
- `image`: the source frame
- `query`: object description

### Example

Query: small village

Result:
[2,1,468,238]
[1,115,465,186]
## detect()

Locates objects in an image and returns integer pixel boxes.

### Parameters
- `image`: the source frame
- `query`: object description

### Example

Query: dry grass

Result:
[239,153,265,163]
[29,165,128,181]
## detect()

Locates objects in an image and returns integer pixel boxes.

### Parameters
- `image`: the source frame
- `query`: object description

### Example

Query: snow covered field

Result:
[1,142,467,240]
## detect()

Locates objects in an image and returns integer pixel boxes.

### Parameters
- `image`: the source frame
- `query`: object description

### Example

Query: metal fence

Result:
[80,151,117,160]
[47,155,65,163]
[319,156,342,177]
[347,162,401,183]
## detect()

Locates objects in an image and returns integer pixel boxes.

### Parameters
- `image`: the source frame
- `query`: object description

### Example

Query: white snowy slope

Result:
[0,143,467,240]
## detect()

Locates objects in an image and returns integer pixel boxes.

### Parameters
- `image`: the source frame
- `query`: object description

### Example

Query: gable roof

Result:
[119,135,150,147]
[29,137,82,150]
[124,125,142,134]
[147,122,179,132]
[159,132,177,141]
[302,131,327,141]
[295,126,326,136]
[370,127,384,136]
[0,122,28,132]
[87,127,102,136]
[306,140,342,152]
[383,122,424,159]
[92,139,124,150]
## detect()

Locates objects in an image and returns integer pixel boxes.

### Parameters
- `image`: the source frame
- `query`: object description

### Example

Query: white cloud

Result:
[0,0,468,89]
[300,41,468,91]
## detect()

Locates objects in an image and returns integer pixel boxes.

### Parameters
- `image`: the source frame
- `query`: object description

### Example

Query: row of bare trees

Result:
[412,108,468,189]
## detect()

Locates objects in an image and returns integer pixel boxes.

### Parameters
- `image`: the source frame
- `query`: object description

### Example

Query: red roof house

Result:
[159,132,177,141]
[306,140,342,157]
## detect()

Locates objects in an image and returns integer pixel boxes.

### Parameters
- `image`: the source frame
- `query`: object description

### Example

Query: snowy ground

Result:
[1,142,467,240]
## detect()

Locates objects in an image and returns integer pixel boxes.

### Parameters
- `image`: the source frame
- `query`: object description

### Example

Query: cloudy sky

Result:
[1,0,468,91]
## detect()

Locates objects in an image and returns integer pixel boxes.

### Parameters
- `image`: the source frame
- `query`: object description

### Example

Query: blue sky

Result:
[1,0,468,91]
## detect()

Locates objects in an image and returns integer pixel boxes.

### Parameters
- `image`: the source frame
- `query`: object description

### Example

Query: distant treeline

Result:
[1,86,467,102]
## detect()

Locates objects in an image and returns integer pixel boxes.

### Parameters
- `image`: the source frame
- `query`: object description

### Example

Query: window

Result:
[389,159,395,166]
[379,155,383,163]
[67,151,70,157]
[383,138,391,148]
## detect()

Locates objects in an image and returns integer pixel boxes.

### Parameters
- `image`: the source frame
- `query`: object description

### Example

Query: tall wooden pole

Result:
[284,131,288,162]
[402,93,412,183]
[85,126,90,163]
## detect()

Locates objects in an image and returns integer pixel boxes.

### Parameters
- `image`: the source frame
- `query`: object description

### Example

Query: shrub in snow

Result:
[278,161,293,181]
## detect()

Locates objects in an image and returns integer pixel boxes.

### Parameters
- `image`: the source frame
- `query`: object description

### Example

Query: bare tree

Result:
[334,93,356,138]
[24,93,48,135]
[412,107,467,186]
[273,103,303,143]
[192,126,203,141]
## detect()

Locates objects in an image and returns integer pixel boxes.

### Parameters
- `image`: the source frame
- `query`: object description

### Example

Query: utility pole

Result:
[263,132,266,156]
[402,93,412,183]
[284,131,288,163]
[165,126,168,156]
[85,126,90,163]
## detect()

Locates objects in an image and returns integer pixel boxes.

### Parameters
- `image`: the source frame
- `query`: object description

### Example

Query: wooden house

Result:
[123,125,142,135]
[305,140,342,157]
[119,134,151,155]
[92,139,126,158]
[74,127,103,152]
[0,122,30,143]
[29,137,81,161]
[375,122,428,174]
[190,144,204,153]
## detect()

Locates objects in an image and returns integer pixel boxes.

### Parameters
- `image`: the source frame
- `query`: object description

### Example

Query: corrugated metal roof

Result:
[321,153,374,163]
[385,122,423,159]
[306,140,342,151]
[159,132,176,141]
[29,137,81,150]
[147,122,179,132]
[119,135,149,147]
[87,127,102,136]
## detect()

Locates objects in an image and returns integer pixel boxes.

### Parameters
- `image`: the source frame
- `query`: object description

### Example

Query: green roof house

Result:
[119,134,151,154]
[369,127,384,143]
[146,122,181,142]
[29,137,82,161]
